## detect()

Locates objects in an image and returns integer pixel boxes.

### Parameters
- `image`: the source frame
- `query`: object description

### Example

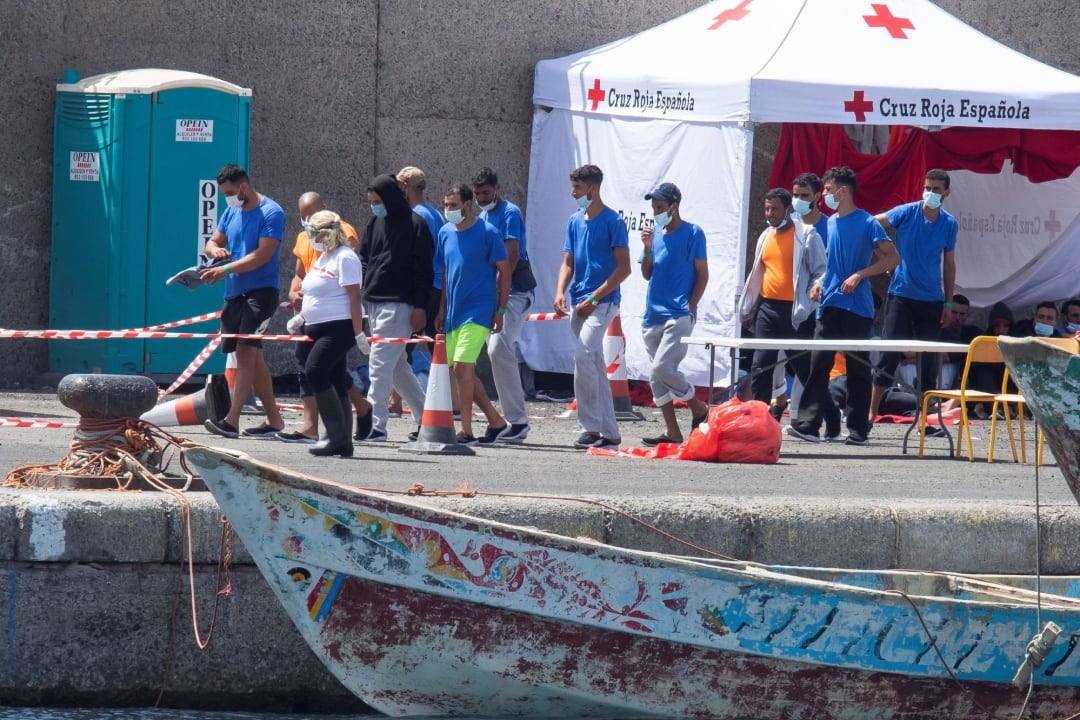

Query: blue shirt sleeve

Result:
[690,226,707,260]
[870,216,889,244]
[944,216,959,252]
[504,207,524,242]
[487,224,508,264]
[563,214,575,254]
[433,229,446,290]
[609,212,629,249]
[885,203,911,231]
[260,206,285,241]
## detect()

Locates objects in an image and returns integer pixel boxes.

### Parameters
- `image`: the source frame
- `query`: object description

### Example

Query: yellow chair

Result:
[993,337,1080,465]
[918,336,1000,460]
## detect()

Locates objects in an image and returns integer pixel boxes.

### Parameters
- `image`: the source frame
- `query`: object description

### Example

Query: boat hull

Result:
[998,336,1080,499]
[184,445,1080,718]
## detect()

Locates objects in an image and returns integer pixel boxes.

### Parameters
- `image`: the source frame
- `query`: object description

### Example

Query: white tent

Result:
[524,0,1080,385]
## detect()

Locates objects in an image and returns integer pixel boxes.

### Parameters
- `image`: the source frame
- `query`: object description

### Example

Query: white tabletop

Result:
[682,337,972,354]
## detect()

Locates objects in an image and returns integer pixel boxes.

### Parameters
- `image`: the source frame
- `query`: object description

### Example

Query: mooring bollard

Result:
[57,373,159,419]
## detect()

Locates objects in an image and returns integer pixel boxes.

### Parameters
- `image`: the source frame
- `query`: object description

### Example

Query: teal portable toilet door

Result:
[144,80,251,377]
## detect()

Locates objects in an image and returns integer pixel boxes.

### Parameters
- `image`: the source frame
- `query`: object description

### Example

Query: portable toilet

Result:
[49,68,251,377]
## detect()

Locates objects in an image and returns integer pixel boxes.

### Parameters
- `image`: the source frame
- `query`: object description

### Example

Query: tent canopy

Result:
[534,0,1080,130]
[525,0,1080,386]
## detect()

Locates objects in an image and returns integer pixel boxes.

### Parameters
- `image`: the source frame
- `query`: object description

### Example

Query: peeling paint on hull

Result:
[184,446,1080,719]
[998,336,1080,499]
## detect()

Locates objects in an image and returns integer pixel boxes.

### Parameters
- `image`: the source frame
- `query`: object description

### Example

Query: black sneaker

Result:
[364,428,387,443]
[594,437,620,449]
[845,431,870,446]
[456,431,478,446]
[241,423,283,439]
[925,425,948,439]
[574,431,603,448]
[498,423,530,443]
[354,409,373,443]
[204,417,239,439]
[478,425,510,446]
[641,434,677,447]
[407,427,421,442]
[784,424,820,444]
[276,430,316,444]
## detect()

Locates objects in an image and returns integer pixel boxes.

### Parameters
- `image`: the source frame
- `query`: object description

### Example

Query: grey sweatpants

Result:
[486,291,533,425]
[365,301,426,434]
[642,316,696,406]
[570,302,619,440]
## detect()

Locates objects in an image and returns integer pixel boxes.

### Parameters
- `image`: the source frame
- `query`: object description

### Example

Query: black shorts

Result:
[220,287,280,354]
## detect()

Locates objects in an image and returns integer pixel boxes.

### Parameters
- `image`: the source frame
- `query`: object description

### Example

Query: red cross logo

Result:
[587,79,606,111]
[709,0,753,30]
[844,90,874,122]
[1044,209,1062,241]
[863,3,915,39]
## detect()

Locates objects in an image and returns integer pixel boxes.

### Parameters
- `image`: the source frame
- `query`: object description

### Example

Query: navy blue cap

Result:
[644,182,681,203]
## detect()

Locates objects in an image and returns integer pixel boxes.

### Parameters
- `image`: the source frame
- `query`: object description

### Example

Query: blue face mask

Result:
[823,193,840,211]
[923,190,943,210]
[653,211,672,229]
[1034,322,1055,337]
[445,208,465,225]
[370,203,388,218]
[791,197,812,215]
[1069,322,1080,333]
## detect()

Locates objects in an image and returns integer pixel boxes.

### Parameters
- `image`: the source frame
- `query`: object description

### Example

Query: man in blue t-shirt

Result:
[787,166,898,447]
[638,182,710,447]
[473,167,533,443]
[869,169,958,421]
[434,183,511,446]
[554,164,631,449]
[200,164,286,440]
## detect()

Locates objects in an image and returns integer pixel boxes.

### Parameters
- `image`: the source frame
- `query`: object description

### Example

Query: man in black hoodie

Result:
[359,174,436,441]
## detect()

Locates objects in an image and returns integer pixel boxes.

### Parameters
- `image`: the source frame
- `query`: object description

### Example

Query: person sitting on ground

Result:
[1060,298,1080,337]
[937,293,980,390]
[1013,301,1067,338]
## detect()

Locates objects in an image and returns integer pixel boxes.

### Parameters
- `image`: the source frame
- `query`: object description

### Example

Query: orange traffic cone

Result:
[400,334,475,456]
[604,314,645,421]
[142,374,230,427]
[225,351,258,411]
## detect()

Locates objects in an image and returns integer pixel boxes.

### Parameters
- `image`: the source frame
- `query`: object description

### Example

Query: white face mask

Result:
[224,194,244,209]
[823,193,840,211]
[923,190,943,210]
[576,193,591,210]
[791,197,812,215]
[311,240,325,252]
[445,208,465,225]
[479,200,496,213]
[653,211,672,229]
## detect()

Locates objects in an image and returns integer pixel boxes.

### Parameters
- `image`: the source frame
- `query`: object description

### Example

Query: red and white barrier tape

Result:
[0,329,313,341]
[367,336,436,345]
[158,337,222,397]
[0,418,77,429]
[525,312,567,322]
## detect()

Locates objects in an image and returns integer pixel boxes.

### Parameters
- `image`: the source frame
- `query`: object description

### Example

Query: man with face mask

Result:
[1016,301,1067,338]
[472,166,533,443]
[739,188,827,422]
[791,173,830,249]
[200,164,286,439]
[554,164,631,449]
[434,184,511,445]
[358,174,435,442]
[869,169,958,423]
[787,166,898,446]
[638,183,710,446]
[1061,299,1080,337]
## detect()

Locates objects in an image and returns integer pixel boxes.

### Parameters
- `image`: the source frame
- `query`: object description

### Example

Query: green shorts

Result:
[445,322,491,366]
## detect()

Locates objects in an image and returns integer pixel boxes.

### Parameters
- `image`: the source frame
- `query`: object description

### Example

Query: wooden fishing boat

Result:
[998,336,1080,500]
[183,444,1080,719]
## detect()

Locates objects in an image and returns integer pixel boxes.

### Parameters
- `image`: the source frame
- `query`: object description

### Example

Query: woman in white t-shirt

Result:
[298,210,365,457]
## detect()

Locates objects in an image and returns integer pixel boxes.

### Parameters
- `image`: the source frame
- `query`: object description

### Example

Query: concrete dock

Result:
[1,388,1076,710]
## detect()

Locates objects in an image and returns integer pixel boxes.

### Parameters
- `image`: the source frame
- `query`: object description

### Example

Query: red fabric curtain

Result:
[768,124,1080,216]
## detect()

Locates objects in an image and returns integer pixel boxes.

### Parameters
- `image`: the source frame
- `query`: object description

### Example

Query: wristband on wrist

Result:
[497,307,506,315]
[943,301,953,309]
[812,277,823,286]
[643,251,653,258]
[586,293,598,305]
[224,264,232,275]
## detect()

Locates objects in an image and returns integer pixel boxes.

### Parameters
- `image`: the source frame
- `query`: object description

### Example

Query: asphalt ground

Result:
[0,387,1072,508]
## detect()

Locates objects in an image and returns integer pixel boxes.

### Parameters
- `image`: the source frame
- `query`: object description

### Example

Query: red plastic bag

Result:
[678,398,781,464]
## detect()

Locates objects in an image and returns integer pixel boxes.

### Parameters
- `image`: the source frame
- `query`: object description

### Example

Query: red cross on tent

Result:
[844,90,874,122]
[863,3,915,39]
[709,0,752,30]
[1044,209,1062,241]
[587,79,605,111]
